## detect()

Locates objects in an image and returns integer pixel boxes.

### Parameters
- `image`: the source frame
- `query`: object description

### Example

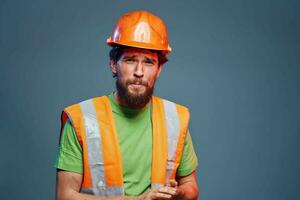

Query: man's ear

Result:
[156,64,164,78]
[110,60,117,75]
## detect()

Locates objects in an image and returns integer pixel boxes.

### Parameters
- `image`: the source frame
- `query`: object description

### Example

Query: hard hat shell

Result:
[107,10,172,54]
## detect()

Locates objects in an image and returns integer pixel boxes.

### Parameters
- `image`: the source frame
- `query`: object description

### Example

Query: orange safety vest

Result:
[61,96,190,196]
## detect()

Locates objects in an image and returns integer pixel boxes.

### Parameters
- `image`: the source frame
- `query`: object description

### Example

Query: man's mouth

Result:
[130,83,144,87]
[128,81,147,86]
[131,83,143,86]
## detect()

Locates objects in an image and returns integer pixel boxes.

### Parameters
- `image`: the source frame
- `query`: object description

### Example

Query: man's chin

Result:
[127,92,147,100]
[116,81,154,108]
[124,90,152,108]
[128,85,146,92]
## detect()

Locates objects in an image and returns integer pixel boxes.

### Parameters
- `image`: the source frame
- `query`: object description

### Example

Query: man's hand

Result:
[173,172,199,200]
[139,185,177,200]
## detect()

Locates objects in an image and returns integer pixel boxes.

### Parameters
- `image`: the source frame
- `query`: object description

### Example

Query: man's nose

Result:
[134,61,144,78]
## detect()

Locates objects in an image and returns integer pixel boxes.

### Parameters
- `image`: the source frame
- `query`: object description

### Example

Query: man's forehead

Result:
[122,47,158,58]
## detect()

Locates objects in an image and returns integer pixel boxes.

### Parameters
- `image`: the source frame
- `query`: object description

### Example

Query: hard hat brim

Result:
[106,37,172,54]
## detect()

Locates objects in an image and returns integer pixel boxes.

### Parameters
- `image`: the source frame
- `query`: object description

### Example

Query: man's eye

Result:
[144,60,154,65]
[125,59,135,64]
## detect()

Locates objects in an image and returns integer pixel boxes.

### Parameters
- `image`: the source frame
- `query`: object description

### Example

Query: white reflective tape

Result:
[163,100,180,182]
[80,99,105,196]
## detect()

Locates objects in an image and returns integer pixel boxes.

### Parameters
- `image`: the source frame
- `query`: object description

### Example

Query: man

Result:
[55,10,199,200]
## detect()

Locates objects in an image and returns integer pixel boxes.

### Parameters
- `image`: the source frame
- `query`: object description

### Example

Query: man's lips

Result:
[131,83,143,85]
[130,83,145,87]
[128,82,147,91]
[128,82,147,86]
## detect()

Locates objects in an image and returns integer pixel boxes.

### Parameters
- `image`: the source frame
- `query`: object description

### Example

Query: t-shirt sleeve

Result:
[54,119,83,174]
[177,130,198,177]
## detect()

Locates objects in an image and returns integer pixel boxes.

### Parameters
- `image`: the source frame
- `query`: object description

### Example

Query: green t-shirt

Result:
[55,93,198,196]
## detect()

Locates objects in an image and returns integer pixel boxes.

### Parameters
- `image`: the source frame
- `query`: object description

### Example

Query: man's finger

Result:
[155,192,172,199]
[158,186,177,195]
[168,179,178,187]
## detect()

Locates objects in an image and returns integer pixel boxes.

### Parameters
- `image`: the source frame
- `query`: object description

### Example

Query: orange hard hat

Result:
[106,10,172,54]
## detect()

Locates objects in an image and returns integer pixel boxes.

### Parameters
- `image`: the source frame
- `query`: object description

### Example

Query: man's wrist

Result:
[121,196,141,200]
[176,187,185,199]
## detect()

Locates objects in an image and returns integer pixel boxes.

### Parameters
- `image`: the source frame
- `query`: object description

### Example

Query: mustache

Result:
[127,79,148,86]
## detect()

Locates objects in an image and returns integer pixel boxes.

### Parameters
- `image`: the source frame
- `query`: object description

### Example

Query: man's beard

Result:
[116,78,154,109]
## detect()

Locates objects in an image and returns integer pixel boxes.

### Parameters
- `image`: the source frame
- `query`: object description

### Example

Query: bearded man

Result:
[55,10,199,200]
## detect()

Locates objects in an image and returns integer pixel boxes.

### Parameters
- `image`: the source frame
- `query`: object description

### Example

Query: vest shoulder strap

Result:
[151,96,190,186]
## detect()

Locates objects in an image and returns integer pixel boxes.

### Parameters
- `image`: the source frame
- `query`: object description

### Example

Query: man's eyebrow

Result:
[122,55,137,59]
[144,57,157,63]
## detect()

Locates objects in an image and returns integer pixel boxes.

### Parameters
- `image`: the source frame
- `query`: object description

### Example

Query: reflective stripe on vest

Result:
[164,99,181,182]
[62,96,189,196]
[80,99,105,195]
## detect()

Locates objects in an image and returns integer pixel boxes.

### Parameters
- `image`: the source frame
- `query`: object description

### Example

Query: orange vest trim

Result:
[151,96,168,185]
[62,104,93,188]
[171,104,190,180]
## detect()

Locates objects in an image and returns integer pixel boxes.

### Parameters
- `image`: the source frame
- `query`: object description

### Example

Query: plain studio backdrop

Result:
[0,0,299,199]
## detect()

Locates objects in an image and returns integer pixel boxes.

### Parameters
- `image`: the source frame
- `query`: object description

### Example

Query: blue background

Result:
[0,0,299,199]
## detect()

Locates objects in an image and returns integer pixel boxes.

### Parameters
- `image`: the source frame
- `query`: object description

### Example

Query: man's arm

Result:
[56,170,178,200]
[56,170,133,200]
[174,171,199,200]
